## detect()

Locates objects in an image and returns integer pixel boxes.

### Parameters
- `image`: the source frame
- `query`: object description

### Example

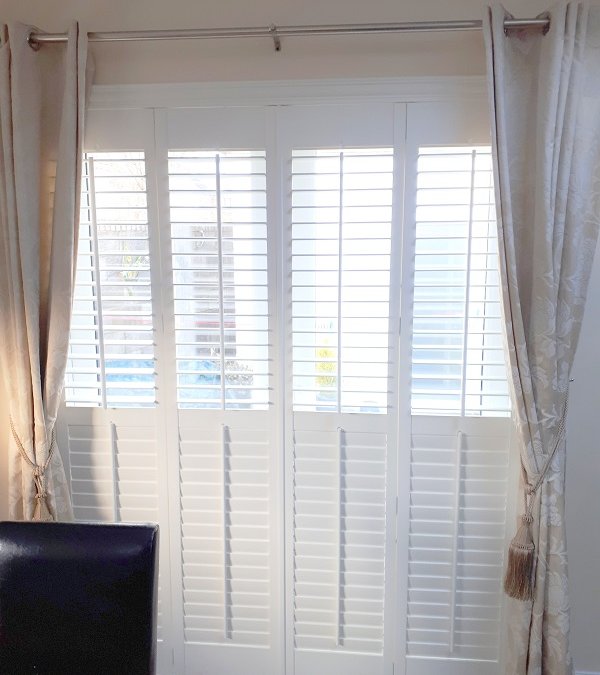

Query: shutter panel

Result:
[289,147,395,675]
[291,148,393,414]
[405,138,511,674]
[166,146,277,674]
[63,408,169,663]
[66,152,155,407]
[411,146,510,417]
[406,416,510,673]
[62,148,170,672]
[292,413,387,675]
[65,409,160,524]
[178,411,275,674]
[168,150,269,411]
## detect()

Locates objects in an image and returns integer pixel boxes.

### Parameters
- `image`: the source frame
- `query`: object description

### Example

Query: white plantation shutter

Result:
[65,409,159,523]
[168,150,269,410]
[286,136,397,675]
[57,99,513,675]
[291,148,393,414]
[411,146,510,417]
[406,416,509,671]
[66,152,155,407]
[292,414,387,674]
[162,123,279,675]
[61,140,172,673]
[178,411,275,674]
[61,407,170,669]
[402,103,512,675]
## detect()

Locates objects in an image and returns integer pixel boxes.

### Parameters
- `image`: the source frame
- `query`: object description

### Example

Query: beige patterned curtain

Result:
[484,3,600,674]
[0,23,90,520]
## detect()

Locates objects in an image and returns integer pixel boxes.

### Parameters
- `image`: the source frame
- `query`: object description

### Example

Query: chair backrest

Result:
[0,521,158,675]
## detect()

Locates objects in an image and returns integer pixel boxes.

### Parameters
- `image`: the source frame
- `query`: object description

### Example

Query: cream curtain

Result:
[484,3,600,674]
[0,23,90,520]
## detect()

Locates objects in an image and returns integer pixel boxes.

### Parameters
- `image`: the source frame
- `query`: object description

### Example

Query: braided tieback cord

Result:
[504,386,570,601]
[9,416,56,521]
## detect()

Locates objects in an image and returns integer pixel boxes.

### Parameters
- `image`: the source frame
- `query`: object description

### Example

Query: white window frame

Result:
[57,78,518,675]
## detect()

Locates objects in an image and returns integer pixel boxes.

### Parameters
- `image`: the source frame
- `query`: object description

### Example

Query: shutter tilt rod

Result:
[27,17,550,51]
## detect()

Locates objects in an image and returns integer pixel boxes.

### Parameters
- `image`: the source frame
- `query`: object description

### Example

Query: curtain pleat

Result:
[0,22,91,520]
[484,3,600,673]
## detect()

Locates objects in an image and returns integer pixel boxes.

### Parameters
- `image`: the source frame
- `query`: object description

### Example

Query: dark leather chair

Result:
[0,521,158,675]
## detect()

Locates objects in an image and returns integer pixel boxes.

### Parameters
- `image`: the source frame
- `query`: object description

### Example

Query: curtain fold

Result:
[0,22,90,520]
[484,3,600,674]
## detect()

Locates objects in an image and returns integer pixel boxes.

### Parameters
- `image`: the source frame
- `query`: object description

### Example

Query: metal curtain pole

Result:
[27,17,550,50]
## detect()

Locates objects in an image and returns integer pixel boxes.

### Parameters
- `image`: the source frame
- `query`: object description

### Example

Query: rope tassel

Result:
[33,491,53,522]
[504,512,535,600]
[10,416,56,522]
[503,387,571,602]
[32,470,53,522]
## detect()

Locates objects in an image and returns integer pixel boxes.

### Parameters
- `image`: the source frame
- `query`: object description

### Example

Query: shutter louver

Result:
[291,149,393,414]
[168,151,269,411]
[66,152,155,408]
[64,408,166,647]
[178,411,275,674]
[411,147,509,417]
[406,416,509,670]
[293,415,387,658]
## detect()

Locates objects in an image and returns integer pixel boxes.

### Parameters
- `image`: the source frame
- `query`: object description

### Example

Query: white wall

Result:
[0,0,598,672]
[568,245,600,675]
[1,0,552,83]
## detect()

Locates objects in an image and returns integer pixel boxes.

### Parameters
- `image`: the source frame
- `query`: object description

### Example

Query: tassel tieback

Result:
[9,416,56,522]
[504,512,536,601]
[504,388,571,601]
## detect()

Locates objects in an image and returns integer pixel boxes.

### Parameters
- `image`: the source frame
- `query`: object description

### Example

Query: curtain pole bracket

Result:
[269,24,281,52]
[26,28,42,51]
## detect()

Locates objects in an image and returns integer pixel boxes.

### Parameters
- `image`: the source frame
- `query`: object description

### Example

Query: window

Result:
[60,99,511,675]
[411,146,509,416]
[291,148,393,413]
[168,150,270,410]
[66,152,155,407]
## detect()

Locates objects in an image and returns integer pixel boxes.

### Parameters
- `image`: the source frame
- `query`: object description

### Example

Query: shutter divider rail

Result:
[110,421,120,522]
[448,429,463,654]
[222,422,230,640]
[336,425,344,647]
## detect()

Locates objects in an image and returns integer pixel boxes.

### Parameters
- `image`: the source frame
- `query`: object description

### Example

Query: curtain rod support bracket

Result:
[26,28,42,51]
[269,24,281,52]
